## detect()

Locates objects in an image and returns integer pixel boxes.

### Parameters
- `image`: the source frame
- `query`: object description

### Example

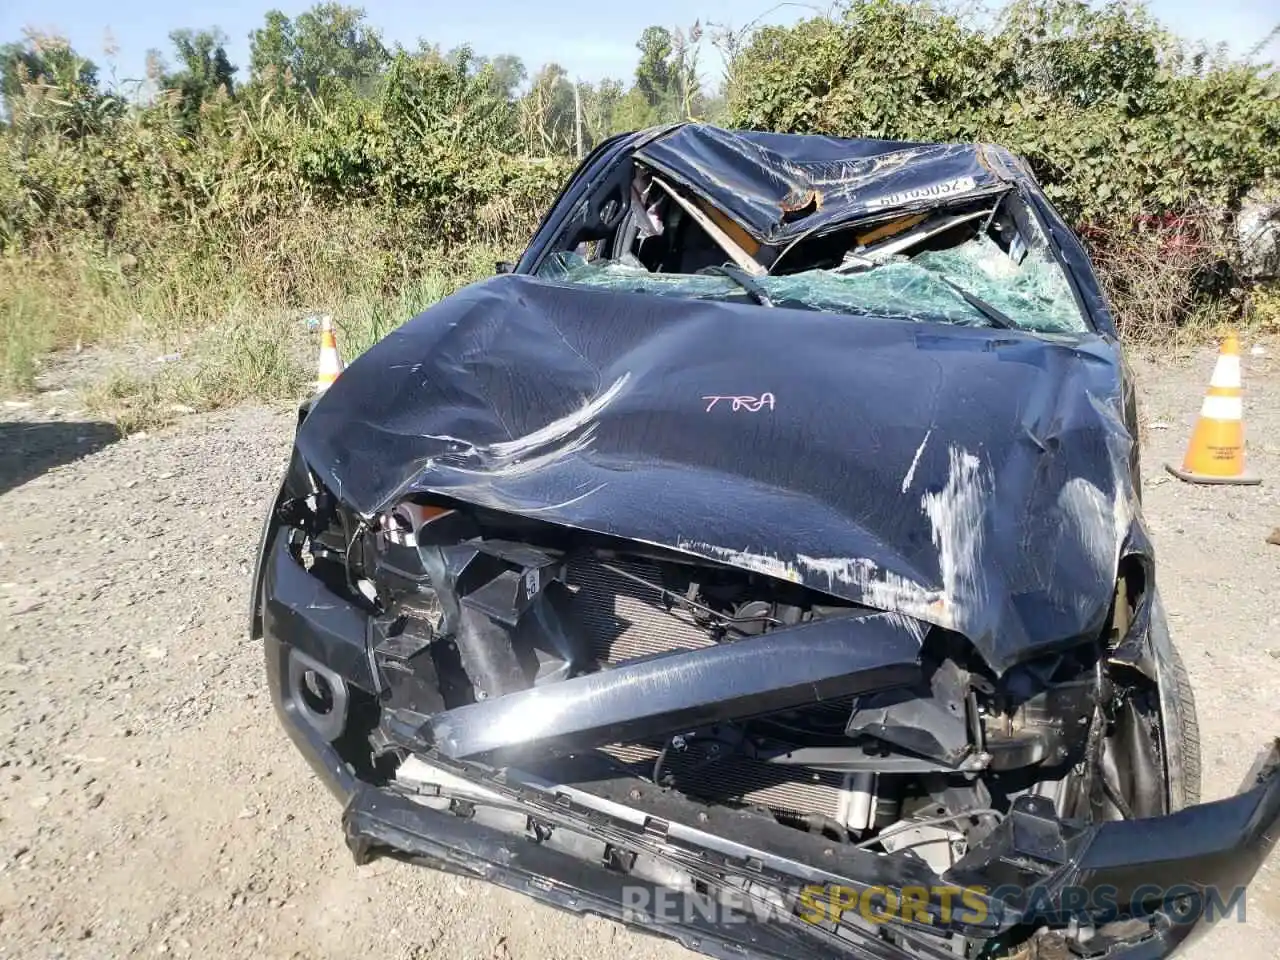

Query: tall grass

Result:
[0,51,562,419]
[0,252,135,392]
[0,202,507,427]
[1,272,54,394]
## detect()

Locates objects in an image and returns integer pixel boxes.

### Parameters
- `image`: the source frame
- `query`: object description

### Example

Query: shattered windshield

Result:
[538,234,1088,334]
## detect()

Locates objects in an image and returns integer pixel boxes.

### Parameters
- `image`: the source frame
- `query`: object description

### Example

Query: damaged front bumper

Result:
[255,515,1280,960]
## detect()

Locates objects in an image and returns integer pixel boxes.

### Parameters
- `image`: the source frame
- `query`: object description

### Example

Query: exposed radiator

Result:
[564,555,714,664]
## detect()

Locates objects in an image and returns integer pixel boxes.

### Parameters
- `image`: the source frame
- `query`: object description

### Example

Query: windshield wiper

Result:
[837,251,1018,330]
[933,275,1016,329]
[699,263,775,307]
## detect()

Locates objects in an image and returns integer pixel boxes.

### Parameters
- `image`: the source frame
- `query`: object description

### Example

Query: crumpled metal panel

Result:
[634,124,1012,244]
[293,270,1146,674]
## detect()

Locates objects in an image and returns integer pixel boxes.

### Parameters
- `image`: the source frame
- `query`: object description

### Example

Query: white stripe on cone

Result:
[316,318,344,393]
[1199,394,1243,420]
[318,351,343,376]
[1208,354,1242,389]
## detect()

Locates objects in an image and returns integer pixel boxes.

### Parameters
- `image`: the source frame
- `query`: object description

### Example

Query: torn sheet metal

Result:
[633,124,1014,244]
[294,273,1146,673]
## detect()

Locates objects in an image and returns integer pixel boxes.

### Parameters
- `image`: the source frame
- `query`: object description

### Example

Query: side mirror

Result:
[495,260,514,275]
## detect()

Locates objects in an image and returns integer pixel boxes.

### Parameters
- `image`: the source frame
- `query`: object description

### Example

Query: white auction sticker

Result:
[864,176,979,210]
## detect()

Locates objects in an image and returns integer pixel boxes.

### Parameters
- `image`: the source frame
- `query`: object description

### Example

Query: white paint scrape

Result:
[678,541,803,583]
[795,554,941,624]
[901,427,932,493]
[920,446,991,627]
[1057,466,1131,585]
[873,610,929,645]
[678,445,993,633]
[1057,478,1115,581]
[489,373,630,461]
[414,374,630,481]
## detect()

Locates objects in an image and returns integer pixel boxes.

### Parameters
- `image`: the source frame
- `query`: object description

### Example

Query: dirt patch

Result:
[0,342,1277,958]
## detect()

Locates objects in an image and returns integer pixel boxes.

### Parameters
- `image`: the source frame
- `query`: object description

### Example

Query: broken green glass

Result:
[538,234,1088,334]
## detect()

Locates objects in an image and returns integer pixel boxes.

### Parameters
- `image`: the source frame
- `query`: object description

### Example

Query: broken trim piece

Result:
[424,612,923,760]
[858,207,998,264]
[648,174,767,277]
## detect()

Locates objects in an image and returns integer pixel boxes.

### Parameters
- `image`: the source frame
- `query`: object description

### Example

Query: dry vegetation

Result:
[1,0,1278,428]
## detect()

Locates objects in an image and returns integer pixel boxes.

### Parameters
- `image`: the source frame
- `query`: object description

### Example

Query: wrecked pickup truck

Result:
[250,124,1280,959]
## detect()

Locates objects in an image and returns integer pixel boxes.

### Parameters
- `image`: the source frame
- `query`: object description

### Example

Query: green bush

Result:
[1,1,1277,403]
[727,0,1280,226]
[0,40,569,268]
[0,36,572,397]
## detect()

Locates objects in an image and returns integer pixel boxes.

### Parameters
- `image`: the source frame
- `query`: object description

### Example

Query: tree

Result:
[520,62,576,154]
[579,77,624,146]
[379,46,519,153]
[668,23,704,119]
[634,26,673,109]
[0,32,116,135]
[247,4,387,99]
[611,86,658,133]
[444,50,526,100]
[1,33,99,119]
[293,3,388,95]
[631,23,705,123]
[162,28,236,129]
[485,54,526,99]
[248,10,296,98]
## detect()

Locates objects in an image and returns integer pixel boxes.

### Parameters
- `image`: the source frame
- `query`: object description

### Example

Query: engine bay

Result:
[279,487,1168,877]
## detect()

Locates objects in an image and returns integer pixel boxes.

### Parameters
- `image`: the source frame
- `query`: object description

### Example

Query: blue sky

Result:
[1,0,1275,91]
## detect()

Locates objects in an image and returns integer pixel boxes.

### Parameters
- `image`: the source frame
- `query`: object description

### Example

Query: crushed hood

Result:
[295,275,1146,672]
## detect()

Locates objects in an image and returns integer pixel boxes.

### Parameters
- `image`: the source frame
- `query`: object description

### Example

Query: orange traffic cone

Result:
[315,315,344,394]
[1165,333,1259,485]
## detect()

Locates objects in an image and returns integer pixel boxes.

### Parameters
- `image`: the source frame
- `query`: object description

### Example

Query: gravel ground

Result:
[1,341,1278,959]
